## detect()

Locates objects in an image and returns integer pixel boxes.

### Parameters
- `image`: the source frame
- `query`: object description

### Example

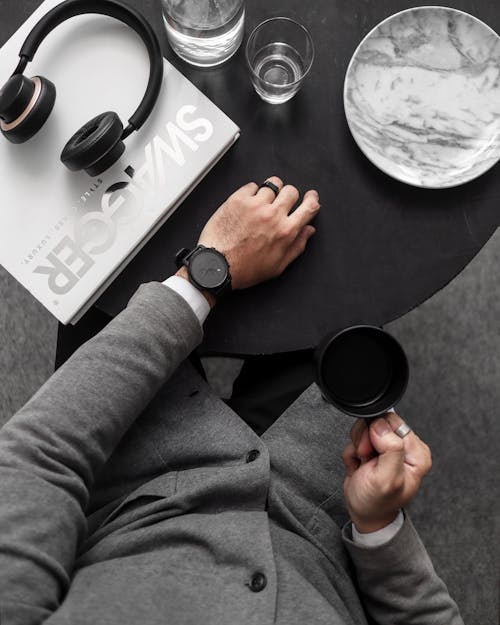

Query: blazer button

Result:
[249,572,267,592]
[246,449,260,463]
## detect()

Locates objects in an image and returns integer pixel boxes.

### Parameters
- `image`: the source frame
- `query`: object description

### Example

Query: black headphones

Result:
[0,0,163,176]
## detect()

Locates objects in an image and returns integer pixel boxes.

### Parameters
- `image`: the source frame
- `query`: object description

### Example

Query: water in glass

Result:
[252,43,304,103]
[162,0,245,67]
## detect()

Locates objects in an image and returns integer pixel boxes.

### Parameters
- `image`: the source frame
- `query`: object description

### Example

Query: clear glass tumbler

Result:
[246,17,314,104]
[162,0,245,67]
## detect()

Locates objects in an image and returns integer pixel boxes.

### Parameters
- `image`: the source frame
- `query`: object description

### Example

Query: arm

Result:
[342,413,464,624]
[0,283,202,622]
[0,176,319,623]
[343,511,463,625]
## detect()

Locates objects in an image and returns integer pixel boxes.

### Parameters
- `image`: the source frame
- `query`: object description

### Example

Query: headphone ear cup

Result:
[0,75,56,144]
[61,111,124,176]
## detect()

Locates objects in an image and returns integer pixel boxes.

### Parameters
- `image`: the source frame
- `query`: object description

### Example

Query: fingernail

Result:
[374,419,391,436]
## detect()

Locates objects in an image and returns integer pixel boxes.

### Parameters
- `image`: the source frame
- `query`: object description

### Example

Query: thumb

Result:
[370,417,405,479]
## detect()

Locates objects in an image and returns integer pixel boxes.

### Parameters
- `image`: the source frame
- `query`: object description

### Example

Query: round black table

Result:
[3,0,500,356]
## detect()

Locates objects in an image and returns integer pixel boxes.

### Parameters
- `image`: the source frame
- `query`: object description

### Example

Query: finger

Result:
[349,420,375,463]
[385,410,419,445]
[342,442,361,477]
[273,184,300,213]
[233,181,259,198]
[288,189,321,231]
[350,419,367,446]
[385,411,432,474]
[369,417,405,480]
[283,225,316,266]
[256,176,284,202]
[357,426,377,462]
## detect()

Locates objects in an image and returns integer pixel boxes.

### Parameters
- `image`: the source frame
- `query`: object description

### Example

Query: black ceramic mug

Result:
[314,325,409,419]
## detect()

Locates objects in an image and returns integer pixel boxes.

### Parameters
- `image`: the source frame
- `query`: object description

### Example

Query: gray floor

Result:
[1,231,499,624]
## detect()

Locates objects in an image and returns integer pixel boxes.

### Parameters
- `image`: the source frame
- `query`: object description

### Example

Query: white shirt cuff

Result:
[352,510,404,547]
[162,276,210,326]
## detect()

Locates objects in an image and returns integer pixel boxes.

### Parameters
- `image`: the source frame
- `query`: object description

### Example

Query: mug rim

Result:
[314,325,409,418]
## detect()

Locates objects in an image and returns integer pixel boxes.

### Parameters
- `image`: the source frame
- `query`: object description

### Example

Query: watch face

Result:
[190,249,228,289]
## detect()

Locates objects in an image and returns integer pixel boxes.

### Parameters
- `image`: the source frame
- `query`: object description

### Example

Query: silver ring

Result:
[395,422,412,439]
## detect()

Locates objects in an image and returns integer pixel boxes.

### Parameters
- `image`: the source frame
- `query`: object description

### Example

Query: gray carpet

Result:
[0,269,58,421]
[1,230,499,624]
[386,230,500,625]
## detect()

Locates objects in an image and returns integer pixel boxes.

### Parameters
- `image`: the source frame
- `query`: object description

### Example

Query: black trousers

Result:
[225,350,314,435]
[56,308,315,436]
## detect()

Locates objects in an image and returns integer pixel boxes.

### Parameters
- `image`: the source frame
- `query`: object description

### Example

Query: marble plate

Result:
[344,7,500,188]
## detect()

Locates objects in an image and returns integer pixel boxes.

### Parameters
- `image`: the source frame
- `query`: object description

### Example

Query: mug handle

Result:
[365,407,396,428]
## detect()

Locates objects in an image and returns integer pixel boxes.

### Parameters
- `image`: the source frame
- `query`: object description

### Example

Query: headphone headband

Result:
[15,0,163,137]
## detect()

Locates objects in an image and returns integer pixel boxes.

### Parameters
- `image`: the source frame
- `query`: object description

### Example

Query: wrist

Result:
[175,267,217,309]
[351,510,399,534]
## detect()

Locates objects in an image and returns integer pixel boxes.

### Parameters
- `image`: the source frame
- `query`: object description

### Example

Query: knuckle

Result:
[423,445,433,472]
[415,439,432,470]
[394,436,405,451]
[278,223,293,240]
[392,473,405,492]
[283,184,300,201]
[229,194,245,208]
[306,196,320,211]
[260,206,275,222]
[387,438,404,454]
[380,474,404,497]
[378,480,392,497]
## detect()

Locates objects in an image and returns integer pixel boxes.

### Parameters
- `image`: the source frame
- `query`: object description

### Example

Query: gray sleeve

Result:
[0,282,202,625]
[342,511,464,625]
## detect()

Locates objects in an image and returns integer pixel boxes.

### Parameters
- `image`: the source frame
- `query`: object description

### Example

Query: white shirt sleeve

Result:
[352,510,404,547]
[163,276,210,326]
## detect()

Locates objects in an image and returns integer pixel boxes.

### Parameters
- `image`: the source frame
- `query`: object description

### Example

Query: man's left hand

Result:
[342,412,433,534]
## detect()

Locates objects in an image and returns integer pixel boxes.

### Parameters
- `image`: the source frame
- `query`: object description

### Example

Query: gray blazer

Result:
[0,283,463,625]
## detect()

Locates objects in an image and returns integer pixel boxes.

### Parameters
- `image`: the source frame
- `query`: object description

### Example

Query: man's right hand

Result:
[195,177,320,290]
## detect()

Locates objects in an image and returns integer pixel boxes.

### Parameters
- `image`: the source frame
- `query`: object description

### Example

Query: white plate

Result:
[344,6,500,188]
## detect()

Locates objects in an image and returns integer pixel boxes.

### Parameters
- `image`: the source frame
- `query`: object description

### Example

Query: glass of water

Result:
[246,17,314,104]
[162,0,245,67]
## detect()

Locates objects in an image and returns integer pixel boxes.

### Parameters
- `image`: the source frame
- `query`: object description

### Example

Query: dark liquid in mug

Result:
[321,332,393,407]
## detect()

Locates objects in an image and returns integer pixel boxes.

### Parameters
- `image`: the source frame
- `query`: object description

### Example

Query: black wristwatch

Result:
[175,245,232,297]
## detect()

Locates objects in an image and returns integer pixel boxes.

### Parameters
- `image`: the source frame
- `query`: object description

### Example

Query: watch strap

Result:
[175,245,205,270]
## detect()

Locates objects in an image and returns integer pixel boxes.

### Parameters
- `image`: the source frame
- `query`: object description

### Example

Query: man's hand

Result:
[196,177,320,290]
[342,412,433,533]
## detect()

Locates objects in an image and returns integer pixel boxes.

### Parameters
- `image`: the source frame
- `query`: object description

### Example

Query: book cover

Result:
[0,0,240,324]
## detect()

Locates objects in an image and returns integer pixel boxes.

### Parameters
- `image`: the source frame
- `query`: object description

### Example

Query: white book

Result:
[0,0,240,324]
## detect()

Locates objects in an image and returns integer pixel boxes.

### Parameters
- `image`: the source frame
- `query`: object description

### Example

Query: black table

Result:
[3,0,500,357]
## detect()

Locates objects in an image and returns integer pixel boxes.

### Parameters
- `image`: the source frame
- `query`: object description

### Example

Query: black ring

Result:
[259,180,280,197]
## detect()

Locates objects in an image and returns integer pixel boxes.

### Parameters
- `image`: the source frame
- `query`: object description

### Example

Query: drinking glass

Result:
[161,0,245,67]
[246,17,314,104]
